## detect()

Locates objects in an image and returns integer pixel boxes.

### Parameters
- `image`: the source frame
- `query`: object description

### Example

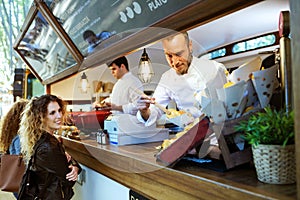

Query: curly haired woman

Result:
[0,99,28,198]
[0,99,28,154]
[18,94,81,200]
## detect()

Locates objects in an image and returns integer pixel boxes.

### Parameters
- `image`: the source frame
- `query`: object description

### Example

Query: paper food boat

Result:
[252,64,279,108]
[229,56,262,83]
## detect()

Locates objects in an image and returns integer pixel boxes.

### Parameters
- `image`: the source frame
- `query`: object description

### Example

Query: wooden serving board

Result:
[156,117,210,166]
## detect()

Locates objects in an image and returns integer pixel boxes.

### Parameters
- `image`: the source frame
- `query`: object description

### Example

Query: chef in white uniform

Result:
[94,56,143,115]
[137,32,227,126]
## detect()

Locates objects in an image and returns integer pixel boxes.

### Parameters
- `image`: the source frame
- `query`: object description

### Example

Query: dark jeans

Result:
[13,192,18,199]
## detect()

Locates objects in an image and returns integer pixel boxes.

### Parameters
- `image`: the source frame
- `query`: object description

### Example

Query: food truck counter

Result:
[62,137,296,200]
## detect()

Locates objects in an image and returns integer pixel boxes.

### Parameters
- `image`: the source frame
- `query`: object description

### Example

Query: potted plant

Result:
[235,106,295,184]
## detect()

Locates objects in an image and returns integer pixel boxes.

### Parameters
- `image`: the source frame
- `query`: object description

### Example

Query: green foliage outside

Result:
[0,0,32,91]
[235,107,295,147]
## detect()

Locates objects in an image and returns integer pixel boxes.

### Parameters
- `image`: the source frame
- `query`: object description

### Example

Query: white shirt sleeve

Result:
[136,106,160,126]
[122,74,143,114]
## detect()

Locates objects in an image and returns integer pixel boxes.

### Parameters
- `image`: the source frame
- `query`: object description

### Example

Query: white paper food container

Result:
[252,64,279,108]
[167,112,194,128]
[217,81,248,120]
[245,79,259,108]
[229,56,262,83]
[201,98,227,123]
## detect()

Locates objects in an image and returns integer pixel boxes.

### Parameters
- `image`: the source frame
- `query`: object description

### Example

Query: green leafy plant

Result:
[235,107,294,147]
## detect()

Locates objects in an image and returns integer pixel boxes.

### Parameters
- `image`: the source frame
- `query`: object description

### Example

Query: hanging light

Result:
[80,72,89,93]
[138,48,154,83]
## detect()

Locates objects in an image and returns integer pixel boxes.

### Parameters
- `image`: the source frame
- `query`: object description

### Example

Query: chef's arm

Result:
[136,85,169,125]
[106,102,122,111]
[92,97,111,109]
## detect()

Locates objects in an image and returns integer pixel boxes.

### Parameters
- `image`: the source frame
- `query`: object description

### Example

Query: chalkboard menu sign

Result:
[17,11,77,82]
[46,0,197,56]
[15,0,198,84]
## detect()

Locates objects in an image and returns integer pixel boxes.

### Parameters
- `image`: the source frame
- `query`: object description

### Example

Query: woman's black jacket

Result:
[30,133,81,200]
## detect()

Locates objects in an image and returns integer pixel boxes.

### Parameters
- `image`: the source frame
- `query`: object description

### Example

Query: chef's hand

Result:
[137,96,155,110]
[106,102,123,112]
[104,102,112,109]
[66,165,80,181]
[93,100,110,109]
[92,101,101,109]
[137,96,155,120]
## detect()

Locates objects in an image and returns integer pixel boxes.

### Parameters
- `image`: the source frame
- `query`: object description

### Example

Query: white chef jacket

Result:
[109,72,143,115]
[137,56,227,126]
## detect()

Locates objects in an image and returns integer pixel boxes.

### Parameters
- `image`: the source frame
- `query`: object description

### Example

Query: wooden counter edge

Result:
[62,137,294,200]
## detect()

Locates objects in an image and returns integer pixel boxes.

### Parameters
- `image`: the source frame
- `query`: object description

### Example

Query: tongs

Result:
[133,88,171,115]
[134,88,193,128]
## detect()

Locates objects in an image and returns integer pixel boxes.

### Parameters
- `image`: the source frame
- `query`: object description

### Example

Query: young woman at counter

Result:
[0,99,28,154]
[18,94,81,200]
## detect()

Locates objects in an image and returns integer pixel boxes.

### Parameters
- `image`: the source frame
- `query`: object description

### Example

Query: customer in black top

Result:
[19,94,81,200]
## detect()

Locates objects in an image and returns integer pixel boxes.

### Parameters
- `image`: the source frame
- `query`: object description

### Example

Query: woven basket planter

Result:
[252,144,296,184]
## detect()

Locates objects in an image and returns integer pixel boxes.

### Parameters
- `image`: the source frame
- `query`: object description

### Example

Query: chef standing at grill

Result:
[93,56,143,115]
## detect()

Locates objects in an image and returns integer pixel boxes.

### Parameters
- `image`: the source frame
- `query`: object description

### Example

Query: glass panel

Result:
[232,34,276,53]
[17,11,77,82]
[208,48,226,59]
[46,0,196,56]
[26,73,44,99]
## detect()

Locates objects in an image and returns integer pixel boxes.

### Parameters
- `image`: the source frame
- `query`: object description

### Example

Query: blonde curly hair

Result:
[19,94,66,162]
[0,99,29,153]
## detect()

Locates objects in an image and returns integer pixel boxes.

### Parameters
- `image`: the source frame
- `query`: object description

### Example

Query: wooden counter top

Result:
[62,137,296,200]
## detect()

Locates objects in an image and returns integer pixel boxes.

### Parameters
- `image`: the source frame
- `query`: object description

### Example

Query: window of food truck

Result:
[16,11,77,83]
[44,0,196,56]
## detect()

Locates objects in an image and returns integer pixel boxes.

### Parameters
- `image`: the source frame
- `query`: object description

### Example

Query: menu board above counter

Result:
[14,0,261,84]
[46,0,197,56]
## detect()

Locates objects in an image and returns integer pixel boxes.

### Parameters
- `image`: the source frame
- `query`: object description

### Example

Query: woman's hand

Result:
[65,152,72,162]
[66,165,79,181]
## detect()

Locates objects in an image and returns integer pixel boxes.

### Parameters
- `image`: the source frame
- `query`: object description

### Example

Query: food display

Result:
[156,116,209,166]
[198,56,279,123]
[165,109,186,119]
[228,56,262,83]
[251,65,279,108]
[157,118,199,151]
[56,125,81,140]
[165,108,194,128]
